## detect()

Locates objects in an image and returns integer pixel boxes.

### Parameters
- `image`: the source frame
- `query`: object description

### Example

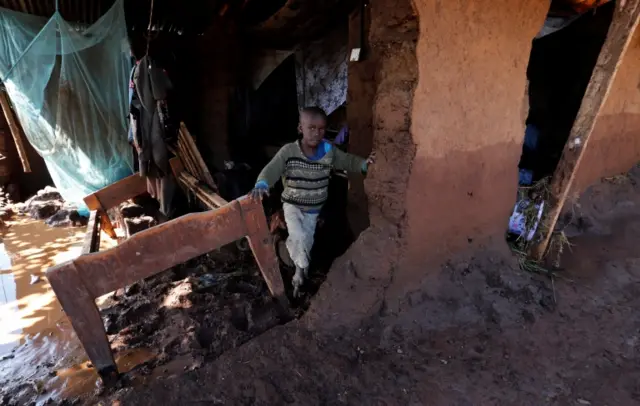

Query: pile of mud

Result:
[9,186,85,228]
[100,246,287,378]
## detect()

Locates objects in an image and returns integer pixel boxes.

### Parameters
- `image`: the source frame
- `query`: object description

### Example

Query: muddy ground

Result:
[2,167,640,405]
[105,166,640,405]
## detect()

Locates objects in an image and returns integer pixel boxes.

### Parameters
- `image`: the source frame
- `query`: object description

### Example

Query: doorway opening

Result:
[507,1,615,258]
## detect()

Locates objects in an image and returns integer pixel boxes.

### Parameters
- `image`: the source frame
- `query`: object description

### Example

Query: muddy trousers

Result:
[282,203,319,269]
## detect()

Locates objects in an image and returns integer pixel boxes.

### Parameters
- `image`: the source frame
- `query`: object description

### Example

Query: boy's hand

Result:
[366,152,376,166]
[249,187,269,202]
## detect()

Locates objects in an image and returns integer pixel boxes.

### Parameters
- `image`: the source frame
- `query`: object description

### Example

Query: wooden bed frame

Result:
[47,163,287,384]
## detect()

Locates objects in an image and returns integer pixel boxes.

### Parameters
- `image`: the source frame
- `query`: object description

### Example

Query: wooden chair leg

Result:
[47,263,118,385]
[240,198,289,310]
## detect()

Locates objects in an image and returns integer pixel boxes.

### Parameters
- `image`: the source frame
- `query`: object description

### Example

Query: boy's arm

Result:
[255,145,290,189]
[333,148,369,174]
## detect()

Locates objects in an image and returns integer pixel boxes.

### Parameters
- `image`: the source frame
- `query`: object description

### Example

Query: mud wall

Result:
[304,0,419,329]
[306,0,552,329]
[573,28,640,192]
[404,0,548,267]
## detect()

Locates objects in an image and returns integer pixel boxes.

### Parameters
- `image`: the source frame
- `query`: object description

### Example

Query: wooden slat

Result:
[69,201,247,297]
[179,122,216,189]
[530,0,640,260]
[0,91,30,172]
[178,171,228,209]
[170,156,227,209]
[81,210,101,255]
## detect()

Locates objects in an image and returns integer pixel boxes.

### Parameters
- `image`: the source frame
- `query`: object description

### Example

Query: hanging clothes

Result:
[129,55,178,217]
[294,23,348,115]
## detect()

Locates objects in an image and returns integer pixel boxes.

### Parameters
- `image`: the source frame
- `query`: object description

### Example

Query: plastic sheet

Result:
[0,0,133,210]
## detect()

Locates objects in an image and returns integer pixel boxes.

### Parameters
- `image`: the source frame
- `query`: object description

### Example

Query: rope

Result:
[145,0,155,57]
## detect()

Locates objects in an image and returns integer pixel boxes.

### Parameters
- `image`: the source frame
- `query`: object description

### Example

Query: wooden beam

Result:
[0,91,30,172]
[530,0,640,260]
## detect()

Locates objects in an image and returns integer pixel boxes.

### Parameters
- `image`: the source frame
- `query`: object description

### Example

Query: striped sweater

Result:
[256,140,367,212]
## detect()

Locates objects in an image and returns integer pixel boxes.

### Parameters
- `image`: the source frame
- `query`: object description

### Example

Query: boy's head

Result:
[298,106,327,147]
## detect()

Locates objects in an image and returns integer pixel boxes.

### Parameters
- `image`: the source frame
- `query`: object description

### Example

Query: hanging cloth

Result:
[0,0,134,210]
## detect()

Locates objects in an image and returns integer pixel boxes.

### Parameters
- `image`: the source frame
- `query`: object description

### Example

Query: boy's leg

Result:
[283,203,318,296]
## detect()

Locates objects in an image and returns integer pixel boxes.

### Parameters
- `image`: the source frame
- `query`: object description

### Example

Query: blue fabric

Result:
[523,124,539,151]
[519,168,534,186]
[255,180,269,189]
[307,140,332,161]
[335,125,348,145]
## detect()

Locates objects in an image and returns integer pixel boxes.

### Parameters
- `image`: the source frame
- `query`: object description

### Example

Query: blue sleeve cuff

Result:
[255,180,269,189]
[361,161,368,173]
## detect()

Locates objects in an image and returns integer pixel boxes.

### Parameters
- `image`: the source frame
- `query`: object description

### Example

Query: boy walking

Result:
[249,107,374,297]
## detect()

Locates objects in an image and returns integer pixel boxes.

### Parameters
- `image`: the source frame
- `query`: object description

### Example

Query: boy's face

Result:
[299,113,326,147]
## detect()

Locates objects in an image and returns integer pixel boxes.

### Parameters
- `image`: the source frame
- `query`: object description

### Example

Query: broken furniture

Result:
[48,123,287,384]
[48,197,287,384]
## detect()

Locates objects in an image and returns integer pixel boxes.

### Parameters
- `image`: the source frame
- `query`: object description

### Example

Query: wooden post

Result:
[0,91,31,172]
[530,0,640,260]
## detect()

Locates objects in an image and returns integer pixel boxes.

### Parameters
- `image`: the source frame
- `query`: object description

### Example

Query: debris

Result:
[577,399,591,405]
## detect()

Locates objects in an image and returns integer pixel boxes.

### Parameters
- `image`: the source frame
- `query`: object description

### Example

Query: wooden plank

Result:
[179,122,216,189]
[71,201,247,298]
[177,136,200,178]
[0,91,30,172]
[240,197,289,309]
[86,173,148,212]
[46,262,118,385]
[530,0,640,260]
[81,210,101,255]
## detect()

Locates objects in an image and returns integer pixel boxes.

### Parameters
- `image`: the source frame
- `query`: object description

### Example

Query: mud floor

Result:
[99,166,640,406]
[3,166,640,405]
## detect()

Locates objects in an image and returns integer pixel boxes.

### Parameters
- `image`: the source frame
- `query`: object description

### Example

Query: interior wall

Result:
[195,20,241,170]
[572,28,640,192]
[403,0,549,268]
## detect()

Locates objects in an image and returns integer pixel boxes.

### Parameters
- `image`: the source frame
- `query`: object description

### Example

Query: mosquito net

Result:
[0,0,133,213]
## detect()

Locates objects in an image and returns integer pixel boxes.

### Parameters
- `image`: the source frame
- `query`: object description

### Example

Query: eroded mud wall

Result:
[303,0,419,329]
[573,28,640,192]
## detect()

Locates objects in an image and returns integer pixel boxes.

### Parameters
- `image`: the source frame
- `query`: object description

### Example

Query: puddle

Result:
[0,216,130,404]
[0,217,86,355]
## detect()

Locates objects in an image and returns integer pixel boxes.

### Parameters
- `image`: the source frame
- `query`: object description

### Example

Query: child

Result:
[249,107,374,297]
